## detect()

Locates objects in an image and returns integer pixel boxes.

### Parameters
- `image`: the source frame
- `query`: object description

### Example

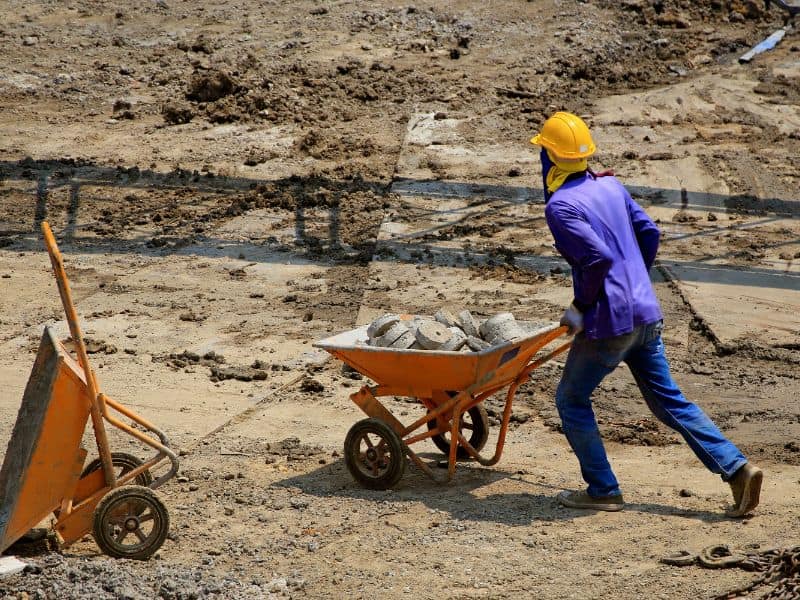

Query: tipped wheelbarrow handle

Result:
[41,221,116,488]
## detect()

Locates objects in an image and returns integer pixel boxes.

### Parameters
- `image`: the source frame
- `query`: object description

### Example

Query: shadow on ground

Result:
[273,456,728,526]
[1,158,797,292]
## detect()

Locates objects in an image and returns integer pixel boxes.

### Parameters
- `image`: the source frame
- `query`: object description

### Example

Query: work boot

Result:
[725,463,763,518]
[557,489,624,512]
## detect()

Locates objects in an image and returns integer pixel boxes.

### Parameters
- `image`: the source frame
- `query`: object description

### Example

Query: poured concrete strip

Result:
[661,260,800,348]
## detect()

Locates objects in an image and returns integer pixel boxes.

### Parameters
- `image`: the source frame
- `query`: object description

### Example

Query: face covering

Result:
[544,149,587,194]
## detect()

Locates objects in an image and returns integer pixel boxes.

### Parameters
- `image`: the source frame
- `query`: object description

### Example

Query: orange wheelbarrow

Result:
[314,317,571,488]
[0,222,179,559]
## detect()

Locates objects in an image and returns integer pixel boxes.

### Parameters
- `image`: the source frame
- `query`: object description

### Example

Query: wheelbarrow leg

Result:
[456,340,573,467]
[448,407,461,480]
[349,386,405,437]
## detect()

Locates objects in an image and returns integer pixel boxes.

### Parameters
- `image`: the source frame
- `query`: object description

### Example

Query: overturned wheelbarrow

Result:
[0,222,179,559]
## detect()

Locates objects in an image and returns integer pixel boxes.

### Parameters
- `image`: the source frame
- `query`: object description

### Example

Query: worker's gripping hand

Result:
[560,303,584,336]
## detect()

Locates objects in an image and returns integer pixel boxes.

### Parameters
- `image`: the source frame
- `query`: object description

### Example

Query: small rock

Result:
[290,497,309,509]
[679,488,693,497]
[690,363,714,375]
[179,310,203,322]
[300,377,324,393]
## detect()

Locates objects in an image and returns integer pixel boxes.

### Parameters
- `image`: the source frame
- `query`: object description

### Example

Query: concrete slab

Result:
[661,260,800,347]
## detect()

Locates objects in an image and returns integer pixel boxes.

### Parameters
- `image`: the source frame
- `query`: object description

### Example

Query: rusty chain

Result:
[713,545,800,600]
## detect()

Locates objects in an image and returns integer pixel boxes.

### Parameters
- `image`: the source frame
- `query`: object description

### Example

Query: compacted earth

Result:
[0,0,798,598]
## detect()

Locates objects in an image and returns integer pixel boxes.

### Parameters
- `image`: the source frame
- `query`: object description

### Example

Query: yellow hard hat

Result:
[530,111,596,160]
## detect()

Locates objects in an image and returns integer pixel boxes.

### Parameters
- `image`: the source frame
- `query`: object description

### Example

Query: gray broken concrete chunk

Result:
[0,556,27,579]
[487,322,526,346]
[434,309,458,328]
[479,312,516,340]
[466,336,491,352]
[457,310,480,338]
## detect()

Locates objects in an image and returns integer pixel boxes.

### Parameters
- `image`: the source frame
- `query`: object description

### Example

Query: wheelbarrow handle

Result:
[41,221,116,488]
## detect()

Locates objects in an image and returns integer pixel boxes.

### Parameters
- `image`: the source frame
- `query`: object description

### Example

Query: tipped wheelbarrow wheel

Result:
[344,418,405,490]
[93,485,170,560]
[427,404,489,459]
[81,452,154,487]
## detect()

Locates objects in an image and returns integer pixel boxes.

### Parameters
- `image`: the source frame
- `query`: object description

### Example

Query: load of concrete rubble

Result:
[365,310,529,352]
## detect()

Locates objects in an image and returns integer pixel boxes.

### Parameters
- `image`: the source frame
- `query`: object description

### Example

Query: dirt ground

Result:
[0,0,799,598]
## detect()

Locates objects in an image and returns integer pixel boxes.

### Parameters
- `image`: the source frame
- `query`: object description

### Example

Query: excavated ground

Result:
[0,0,798,598]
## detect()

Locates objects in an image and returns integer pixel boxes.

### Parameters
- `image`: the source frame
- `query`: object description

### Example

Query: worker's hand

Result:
[560,303,584,335]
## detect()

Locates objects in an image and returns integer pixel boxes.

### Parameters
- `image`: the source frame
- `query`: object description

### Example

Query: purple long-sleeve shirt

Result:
[544,172,663,340]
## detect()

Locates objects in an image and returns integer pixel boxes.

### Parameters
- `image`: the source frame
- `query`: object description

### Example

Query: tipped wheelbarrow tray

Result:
[314,317,571,488]
[0,222,179,560]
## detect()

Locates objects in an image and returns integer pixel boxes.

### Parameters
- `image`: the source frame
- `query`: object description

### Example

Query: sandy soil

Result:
[0,0,798,598]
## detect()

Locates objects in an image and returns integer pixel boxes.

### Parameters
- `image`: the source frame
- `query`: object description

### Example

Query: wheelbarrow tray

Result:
[0,327,91,553]
[314,317,561,399]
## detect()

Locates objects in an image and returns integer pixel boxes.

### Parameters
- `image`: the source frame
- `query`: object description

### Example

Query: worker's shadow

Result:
[274,455,729,526]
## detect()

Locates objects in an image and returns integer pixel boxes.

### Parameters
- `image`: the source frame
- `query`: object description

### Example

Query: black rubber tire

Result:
[344,418,405,490]
[93,485,169,560]
[81,452,153,487]
[427,404,490,458]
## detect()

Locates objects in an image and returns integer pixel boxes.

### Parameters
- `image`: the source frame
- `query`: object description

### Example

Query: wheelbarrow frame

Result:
[0,222,179,557]
[316,319,571,485]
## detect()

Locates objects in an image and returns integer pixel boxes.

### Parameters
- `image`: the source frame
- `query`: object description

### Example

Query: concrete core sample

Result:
[441,327,467,351]
[415,320,452,350]
[373,322,410,347]
[457,310,480,338]
[367,314,400,340]
[390,330,417,349]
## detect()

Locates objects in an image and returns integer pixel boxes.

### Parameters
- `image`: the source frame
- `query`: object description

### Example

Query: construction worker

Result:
[531,111,762,516]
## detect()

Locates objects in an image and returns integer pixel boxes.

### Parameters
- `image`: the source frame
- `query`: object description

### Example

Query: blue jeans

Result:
[555,320,747,498]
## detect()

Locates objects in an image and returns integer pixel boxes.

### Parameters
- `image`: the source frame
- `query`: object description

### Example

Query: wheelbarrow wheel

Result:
[93,485,170,560]
[81,452,153,487]
[344,418,405,490]
[427,404,489,458]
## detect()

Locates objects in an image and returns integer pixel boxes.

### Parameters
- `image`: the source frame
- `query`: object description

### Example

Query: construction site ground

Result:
[1,0,799,598]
